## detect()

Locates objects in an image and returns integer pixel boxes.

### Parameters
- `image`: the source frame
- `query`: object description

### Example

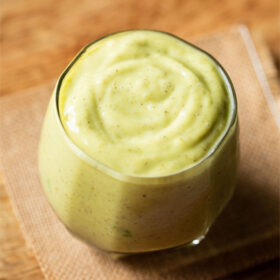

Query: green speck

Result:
[122,229,132,237]
[46,178,52,192]
[113,226,132,237]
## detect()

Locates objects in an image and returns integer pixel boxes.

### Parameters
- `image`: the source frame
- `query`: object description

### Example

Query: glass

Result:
[38,31,238,256]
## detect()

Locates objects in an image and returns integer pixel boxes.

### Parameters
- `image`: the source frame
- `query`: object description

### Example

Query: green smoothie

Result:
[60,30,231,176]
[39,30,238,254]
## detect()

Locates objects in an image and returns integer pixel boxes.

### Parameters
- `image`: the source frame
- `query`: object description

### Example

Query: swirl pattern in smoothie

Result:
[59,30,232,176]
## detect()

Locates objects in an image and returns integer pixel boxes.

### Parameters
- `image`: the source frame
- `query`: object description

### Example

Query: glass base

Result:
[189,234,207,246]
[108,232,208,260]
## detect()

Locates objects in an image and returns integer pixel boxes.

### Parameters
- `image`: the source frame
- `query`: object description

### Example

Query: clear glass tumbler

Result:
[38,31,238,256]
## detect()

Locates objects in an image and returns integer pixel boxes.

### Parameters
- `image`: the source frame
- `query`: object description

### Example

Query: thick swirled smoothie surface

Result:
[59,31,232,176]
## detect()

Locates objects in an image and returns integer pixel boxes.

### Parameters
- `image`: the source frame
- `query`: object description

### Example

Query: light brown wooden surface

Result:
[0,0,279,279]
[1,0,279,97]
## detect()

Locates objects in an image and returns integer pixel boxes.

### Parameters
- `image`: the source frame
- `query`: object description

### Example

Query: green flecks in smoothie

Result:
[113,226,133,237]
[45,178,52,192]
[39,29,237,254]
[59,30,232,177]
[122,229,132,238]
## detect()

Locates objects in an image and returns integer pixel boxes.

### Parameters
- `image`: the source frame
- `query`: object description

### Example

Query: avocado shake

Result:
[39,30,238,254]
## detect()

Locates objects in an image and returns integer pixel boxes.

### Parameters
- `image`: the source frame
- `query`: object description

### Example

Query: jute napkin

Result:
[0,26,279,280]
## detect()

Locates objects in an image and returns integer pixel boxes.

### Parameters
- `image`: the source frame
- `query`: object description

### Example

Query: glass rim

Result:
[54,29,238,184]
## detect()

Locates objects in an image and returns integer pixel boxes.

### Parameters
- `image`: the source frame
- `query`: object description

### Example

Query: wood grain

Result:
[1,0,279,97]
[0,0,279,279]
[0,172,43,279]
[219,259,280,280]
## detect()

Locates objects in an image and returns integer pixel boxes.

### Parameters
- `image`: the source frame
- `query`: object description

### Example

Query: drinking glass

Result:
[38,31,238,256]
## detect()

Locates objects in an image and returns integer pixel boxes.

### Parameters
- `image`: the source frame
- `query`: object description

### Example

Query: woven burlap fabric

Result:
[0,26,279,280]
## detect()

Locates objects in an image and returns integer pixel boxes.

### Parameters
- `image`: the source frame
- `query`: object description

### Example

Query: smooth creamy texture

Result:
[39,30,238,253]
[60,30,231,176]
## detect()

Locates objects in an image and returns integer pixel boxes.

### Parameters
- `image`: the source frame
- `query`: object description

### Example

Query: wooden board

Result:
[0,0,279,279]
[1,0,279,97]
